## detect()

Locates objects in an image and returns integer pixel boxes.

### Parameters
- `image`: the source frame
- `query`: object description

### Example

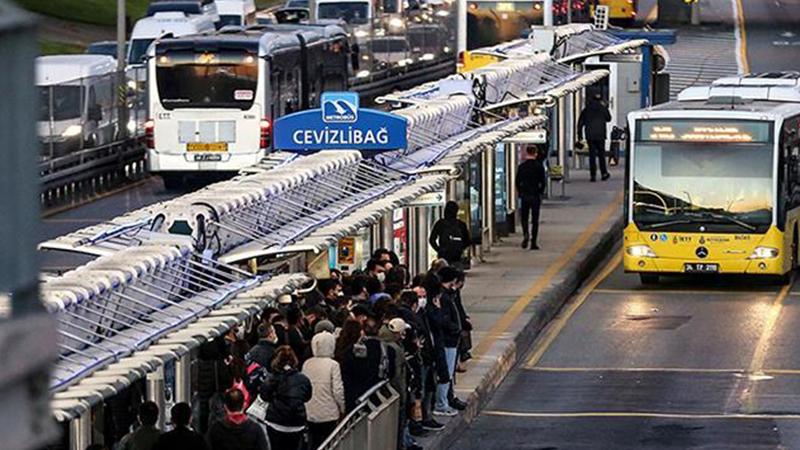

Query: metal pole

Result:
[544,0,554,26]
[457,0,467,56]
[567,0,572,24]
[690,1,700,25]
[146,365,167,430]
[116,0,129,139]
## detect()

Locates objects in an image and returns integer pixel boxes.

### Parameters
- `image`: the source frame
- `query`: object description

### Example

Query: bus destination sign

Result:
[639,120,771,143]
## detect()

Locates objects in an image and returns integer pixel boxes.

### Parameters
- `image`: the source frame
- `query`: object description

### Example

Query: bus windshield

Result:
[129,38,155,64]
[632,119,774,233]
[317,2,369,24]
[38,86,82,121]
[156,49,258,110]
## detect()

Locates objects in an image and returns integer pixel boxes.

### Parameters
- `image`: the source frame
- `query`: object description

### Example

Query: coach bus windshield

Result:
[632,119,774,233]
[156,49,258,110]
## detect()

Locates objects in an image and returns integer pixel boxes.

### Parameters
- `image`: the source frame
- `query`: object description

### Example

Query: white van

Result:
[37,55,118,157]
[127,12,216,65]
[216,0,257,27]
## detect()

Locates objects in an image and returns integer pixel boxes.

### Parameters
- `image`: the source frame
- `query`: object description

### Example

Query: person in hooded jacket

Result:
[429,201,471,268]
[340,316,396,412]
[578,93,612,182]
[302,331,346,450]
[260,346,313,450]
[206,389,268,450]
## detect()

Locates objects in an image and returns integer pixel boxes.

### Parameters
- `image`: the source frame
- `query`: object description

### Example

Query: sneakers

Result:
[421,419,445,431]
[433,407,458,417]
[520,238,529,249]
[450,398,468,410]
[409,421,429,437]
[601,172,611,181]
[530,243,540,251]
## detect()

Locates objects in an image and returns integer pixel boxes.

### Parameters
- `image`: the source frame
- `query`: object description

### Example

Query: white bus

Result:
[146,24,350,187]
[128,12,216,65]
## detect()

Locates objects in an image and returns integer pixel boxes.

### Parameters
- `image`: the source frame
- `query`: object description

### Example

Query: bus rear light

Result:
[260,118,271,149]
[145,119,155,149]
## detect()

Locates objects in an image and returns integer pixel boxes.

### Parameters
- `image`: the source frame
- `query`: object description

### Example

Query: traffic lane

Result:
[448,414,795,449]
[763,295,800,371]
[532,271,777,370]
[598,264,782,293]
[741,0,800,73]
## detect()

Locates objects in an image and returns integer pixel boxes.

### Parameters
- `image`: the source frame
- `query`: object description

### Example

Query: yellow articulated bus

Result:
[624,73,800,284]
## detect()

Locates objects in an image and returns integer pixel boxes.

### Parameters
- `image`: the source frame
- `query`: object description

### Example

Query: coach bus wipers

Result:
[646,211,756,232]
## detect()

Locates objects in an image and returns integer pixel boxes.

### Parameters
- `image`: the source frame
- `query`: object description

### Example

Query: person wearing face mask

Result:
[246,324,279,371]
[367,258,388,282]
[435,267,466,413]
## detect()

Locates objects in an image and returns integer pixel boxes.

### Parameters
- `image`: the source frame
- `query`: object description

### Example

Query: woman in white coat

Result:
[302,331,345,449]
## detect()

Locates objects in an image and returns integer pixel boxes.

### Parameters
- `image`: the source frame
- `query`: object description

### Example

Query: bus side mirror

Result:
[88,105,103,122]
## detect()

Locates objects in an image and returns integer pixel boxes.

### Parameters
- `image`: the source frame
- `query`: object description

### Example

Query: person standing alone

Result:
[578,93,612,182]
[515,145,546,250]
[429,201,472,270]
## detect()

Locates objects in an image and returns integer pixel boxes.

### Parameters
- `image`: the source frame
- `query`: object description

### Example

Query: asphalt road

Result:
[449,3,800,448]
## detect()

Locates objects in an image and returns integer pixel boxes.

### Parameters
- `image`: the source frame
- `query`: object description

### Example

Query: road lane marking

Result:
[484,410,800,420]
[732,0,751,73]
[594,288,778,296]
[524,254,622,368]
[526,366,745,374]
[471,191,623,360]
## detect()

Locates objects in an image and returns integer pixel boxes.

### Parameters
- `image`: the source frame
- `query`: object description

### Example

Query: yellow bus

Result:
[624,73,800,284]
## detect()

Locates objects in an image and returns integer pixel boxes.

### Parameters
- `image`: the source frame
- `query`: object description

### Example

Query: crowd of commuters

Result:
[99,245,474,450]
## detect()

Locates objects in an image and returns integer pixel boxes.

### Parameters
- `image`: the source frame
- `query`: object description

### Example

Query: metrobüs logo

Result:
[322,92,358,123]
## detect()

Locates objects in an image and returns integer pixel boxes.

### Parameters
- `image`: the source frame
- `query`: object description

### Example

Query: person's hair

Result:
[384,283,404,301]
[348,275,370,296]
[385,267,406,286]
[170,402,192,427]
[335,319,362,362]
[271,345,299,372]
[363,316,380,336]
[400,290,419,307]
[366,258,380,272]
[410,274,425,288]
[223,387,245,413]
[438,266,461,284]
[351,303,370,318]
[526,145,538,156]
[230,339,250,360]
[422,273,442,300]
[430,258,449,273]
[308,305,328,320]
[257,323,274,339]
[331,306,350,327]
[229,356,247,381]
[372,297,392,320]
[330,268,342,279]
[372,248,391,261]
[318,278,341,297]
[138,401,159,427]
[365,277,383,296]
[286,306,303,326]
[444,201,459,219]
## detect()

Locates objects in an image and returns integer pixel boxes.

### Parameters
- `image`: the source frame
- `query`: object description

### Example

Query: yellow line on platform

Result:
[471,191,623,360]
[593,288,776,296]
[525,254,622,368]
[733,0,751,73]
[484,410,800,420]
[526,366,744,374]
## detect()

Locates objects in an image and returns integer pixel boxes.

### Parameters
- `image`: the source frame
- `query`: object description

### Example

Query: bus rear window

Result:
[156,50,258,110]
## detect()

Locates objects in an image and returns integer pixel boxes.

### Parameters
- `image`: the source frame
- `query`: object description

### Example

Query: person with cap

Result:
[302,331,345,449]
[515,145,546,250]
[578,92,612,182]
[380,317,423,450]
[429,201,471,269]
[314,319,336,335]
[154,403,208,450]
[119,401,161,450]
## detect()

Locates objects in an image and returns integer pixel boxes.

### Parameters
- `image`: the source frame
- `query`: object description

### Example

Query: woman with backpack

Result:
[260,346,313,450]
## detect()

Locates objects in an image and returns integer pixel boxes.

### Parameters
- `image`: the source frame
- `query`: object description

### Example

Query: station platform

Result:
[422,165,624,449]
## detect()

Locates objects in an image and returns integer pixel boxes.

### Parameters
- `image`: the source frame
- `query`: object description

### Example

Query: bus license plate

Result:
[193,154,222,162]
[684,263,719,273]
[187,142,228,152]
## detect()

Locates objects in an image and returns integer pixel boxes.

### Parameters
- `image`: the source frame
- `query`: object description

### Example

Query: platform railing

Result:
[318,380,400,450]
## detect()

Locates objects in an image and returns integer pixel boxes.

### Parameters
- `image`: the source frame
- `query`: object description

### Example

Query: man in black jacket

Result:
[340,316,396,411]
[431,267,463,416]
[155,403,208,450]
[206,389,269,450]
[578,93,612,182]
[245,323,278,370]
[429,201,472,269]
[515,145,547,250]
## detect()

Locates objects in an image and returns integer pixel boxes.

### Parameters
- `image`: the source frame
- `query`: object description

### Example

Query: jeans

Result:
[435,347,458,410]
[420,364,433,420]
[520,196,541,245]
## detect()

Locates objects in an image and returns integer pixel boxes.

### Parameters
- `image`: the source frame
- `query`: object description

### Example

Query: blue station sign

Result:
[273,92,408,153]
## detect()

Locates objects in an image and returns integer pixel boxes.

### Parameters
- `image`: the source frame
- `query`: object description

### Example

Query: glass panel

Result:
[39,86,82,121]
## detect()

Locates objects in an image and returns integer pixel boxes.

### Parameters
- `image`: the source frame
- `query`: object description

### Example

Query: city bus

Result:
[146,24,349,187]
[624,73,800,284]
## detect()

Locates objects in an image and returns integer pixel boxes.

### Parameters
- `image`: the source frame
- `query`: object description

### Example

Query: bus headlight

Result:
[626,245,656,258]
[62,125,83,137]
[748,246,779,259]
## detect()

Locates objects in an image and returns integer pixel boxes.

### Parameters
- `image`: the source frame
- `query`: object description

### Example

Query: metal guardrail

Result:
[318,380,400,450]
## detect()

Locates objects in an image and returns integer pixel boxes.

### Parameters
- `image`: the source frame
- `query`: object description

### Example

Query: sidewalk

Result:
[420,165,624,449]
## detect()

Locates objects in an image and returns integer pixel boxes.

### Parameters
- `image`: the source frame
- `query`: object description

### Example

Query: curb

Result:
[427,212,625,450]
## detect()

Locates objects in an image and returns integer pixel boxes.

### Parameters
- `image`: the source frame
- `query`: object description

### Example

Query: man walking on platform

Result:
[515,145,546,250]
[578,93,612,182]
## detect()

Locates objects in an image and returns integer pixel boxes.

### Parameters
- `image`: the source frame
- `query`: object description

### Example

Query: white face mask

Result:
[234,326,245,341]
[417,296,427,309]
[376,272,386,283]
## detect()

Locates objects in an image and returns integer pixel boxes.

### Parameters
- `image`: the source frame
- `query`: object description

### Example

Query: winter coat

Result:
[245,339,277,371]
[302,332,346,423]
[206,415,268,450]
[260,367,313,428]
[516,158,546,200]
[439,290,463,348]
[340,336,395,412]
[578,100,612,141]
[118,425,161,450]
[154,426,208,450]
[379,325,408,402]
[425,303,451,384]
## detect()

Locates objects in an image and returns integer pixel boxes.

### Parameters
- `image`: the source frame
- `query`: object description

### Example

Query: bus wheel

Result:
[639,273,659,285]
